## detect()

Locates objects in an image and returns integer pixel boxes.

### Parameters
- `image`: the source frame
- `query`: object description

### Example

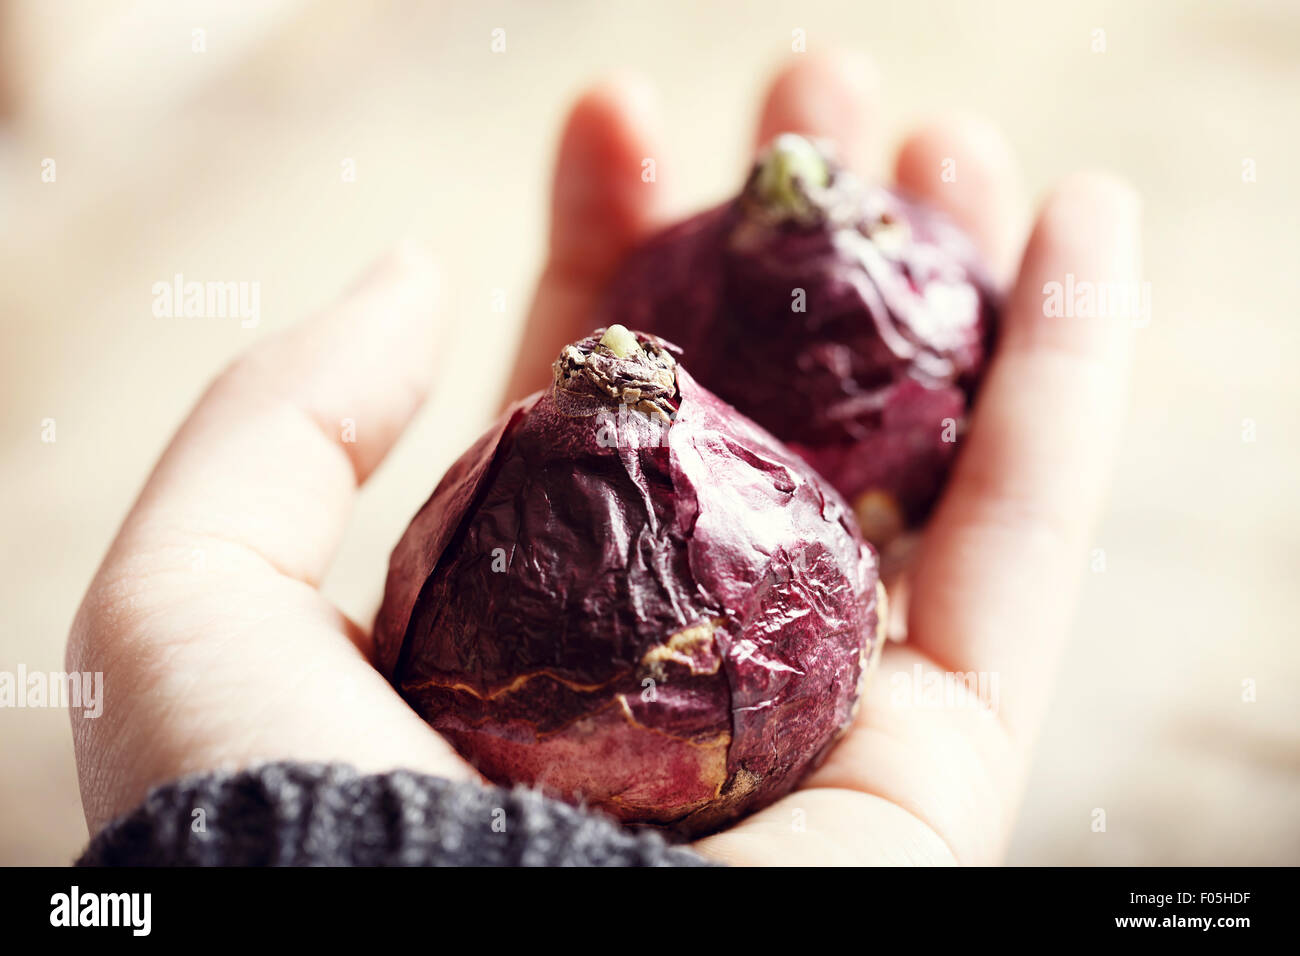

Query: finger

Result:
[755,50,881,174]
[111,243,442,587]
[67,247,477,831]
[895,114,1027,285]
[503,76,670,404]
[908,172,1141,743]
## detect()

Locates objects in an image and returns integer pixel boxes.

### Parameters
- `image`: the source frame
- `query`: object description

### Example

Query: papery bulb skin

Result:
[596,135,999,552]
[376,327,885,837]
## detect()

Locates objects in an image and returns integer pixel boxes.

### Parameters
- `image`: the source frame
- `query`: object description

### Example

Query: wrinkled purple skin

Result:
[376,330,883,838]
[596,143,999,545]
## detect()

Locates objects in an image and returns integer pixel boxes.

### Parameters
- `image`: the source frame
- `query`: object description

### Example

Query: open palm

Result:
[506,54,1137,865]
[69,53,1137,863]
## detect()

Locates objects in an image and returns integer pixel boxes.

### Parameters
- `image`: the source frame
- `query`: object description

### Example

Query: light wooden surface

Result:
[2,0,1297,864]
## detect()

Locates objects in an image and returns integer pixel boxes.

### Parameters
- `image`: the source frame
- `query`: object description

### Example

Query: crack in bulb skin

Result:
[374,327,885,838]
[595,134,1000,556]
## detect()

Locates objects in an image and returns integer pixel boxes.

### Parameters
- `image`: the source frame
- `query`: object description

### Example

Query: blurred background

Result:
[2,0,1297,865]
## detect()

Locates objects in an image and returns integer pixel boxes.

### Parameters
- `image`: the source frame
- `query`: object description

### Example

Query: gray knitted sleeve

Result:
[76,763,717,867]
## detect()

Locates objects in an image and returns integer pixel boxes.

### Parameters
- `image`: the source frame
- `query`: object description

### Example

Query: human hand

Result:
[66,248,480,835]
[504,53,1139,864]
[69,53,1138,866]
